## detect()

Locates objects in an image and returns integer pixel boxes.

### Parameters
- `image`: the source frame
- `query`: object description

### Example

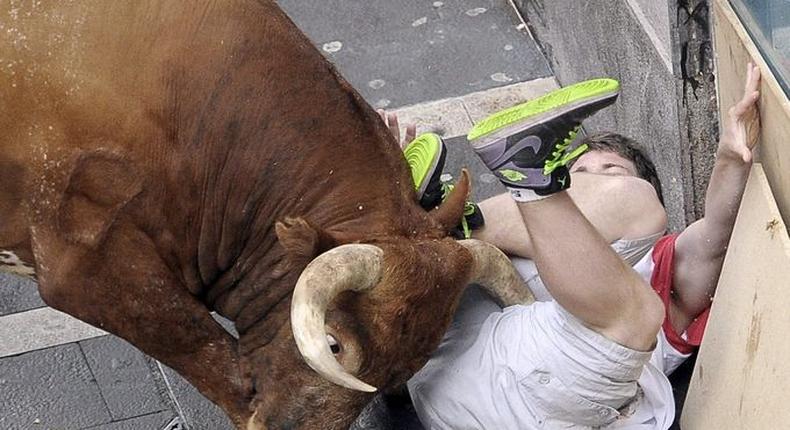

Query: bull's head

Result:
[244,183,531,429]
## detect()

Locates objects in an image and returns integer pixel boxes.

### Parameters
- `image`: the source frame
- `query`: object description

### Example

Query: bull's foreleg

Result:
[30,223,253,427]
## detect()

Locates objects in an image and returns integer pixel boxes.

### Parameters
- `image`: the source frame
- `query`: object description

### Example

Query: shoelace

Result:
[440,183,476,239]
[461,202,477,239]
[543,126,583,175]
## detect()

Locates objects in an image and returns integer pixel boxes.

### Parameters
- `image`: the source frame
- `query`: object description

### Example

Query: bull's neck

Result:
[201,170,431,340]
[151,0,441,328]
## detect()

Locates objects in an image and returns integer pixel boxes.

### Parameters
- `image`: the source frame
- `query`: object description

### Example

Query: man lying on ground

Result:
[385,62,761,428]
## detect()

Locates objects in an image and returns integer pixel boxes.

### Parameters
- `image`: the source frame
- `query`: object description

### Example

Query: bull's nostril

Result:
[326,334,341,355]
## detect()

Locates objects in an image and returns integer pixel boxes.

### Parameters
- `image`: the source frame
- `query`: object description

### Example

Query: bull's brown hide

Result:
[0,1,489,429]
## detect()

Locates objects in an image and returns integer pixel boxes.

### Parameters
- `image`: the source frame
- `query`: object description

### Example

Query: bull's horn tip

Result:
[358,383,377,393]
[345,378,377,393]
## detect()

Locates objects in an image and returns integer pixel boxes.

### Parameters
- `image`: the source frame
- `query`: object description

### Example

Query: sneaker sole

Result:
[467,78,620,145]
[403,133,445,196]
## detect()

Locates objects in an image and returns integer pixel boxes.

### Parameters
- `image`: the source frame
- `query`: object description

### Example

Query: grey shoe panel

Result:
[472,135,545,170]
[492,164,550,188]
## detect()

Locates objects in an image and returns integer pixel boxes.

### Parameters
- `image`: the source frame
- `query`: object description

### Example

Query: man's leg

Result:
[515,192,662,350]
[468,79,663,351]
[474,172,667,259]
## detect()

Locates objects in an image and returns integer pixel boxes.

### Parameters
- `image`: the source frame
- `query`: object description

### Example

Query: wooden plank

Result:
[681,165,790,428]
[713,0,790,231]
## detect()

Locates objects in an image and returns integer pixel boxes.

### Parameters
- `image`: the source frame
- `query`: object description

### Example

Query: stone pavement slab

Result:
[0,345,112,430]
[0,307,106,358]
[80,336,171,422]
[0,273,43,317]
[159,364,235,430]
[460,76,557,122]
[85,412,175,430]
[0,335,182,430]
[443,135,506,202]
[278,0,550,108]
[391,97,474,138]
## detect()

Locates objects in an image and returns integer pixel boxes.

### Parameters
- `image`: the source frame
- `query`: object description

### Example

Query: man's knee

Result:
[602,282,665,352]
[616,177,667,234]
[563,174,667,246]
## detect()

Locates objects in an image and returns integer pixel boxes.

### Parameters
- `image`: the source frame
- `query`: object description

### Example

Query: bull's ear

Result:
[56,151,143,248]
[429,169,470,233]
[275,217,338,265]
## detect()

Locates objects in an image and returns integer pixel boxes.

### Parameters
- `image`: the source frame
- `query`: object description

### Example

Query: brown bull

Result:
[0,1,530,428]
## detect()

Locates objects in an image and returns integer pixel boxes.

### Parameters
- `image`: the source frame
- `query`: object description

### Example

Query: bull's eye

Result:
[326,334,341,355]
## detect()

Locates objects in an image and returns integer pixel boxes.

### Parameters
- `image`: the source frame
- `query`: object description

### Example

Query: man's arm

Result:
[474,173,667,258]
[670,63,762,333]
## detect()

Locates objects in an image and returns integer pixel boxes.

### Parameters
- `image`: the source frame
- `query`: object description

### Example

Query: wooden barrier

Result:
[681,1,790,427]
[682,166,790,428]
[712,0,790,229]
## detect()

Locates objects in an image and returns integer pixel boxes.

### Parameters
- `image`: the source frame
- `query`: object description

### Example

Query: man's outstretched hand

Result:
[720,62,761,163]
[671,62,763,336]
[378,109,417,149]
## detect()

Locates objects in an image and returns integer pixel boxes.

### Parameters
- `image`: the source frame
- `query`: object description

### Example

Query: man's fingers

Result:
[742,147,753,163]
[750,63,761,86]
[731,90,760,119]
[745,62,761,93]
[744,62,752,92]
[387,112,399,128]
[383,112,399,142]
[377,110,419,149]
[404,124,417,146]
[744,62,755,92]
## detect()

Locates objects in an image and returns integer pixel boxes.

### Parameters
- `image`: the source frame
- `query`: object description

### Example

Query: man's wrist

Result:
[715,143,753,166]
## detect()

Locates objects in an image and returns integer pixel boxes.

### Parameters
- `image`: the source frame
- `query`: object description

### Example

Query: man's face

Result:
[570,150,638,177]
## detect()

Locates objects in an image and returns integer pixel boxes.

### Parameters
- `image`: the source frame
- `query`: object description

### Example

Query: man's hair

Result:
[574,132,664,204]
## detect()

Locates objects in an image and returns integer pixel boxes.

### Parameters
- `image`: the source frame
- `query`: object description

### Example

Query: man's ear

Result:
[275,217,338,266]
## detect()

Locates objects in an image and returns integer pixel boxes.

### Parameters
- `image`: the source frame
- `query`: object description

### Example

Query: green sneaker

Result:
[404,134,485,238]
[468,78,620,197]
[440,181,485,239]
[404,133,447,209]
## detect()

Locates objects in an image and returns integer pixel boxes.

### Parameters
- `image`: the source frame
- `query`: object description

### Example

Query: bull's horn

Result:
[290,244,383,393]
[429,169,471,233]
[459,239,534,307]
